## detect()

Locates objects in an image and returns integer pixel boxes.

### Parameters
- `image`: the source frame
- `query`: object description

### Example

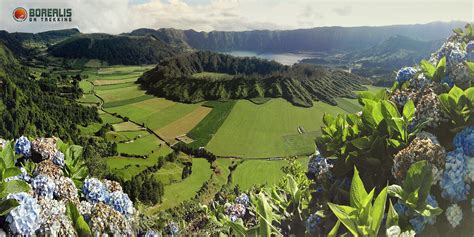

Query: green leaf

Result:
[66,202,92,237]
[1,141,15,168]
[350,167,368,209]
[449,85,464,102]
[255,192,274,237]
[403,100,415,121]
[0,180,31,198]
[350,137,371,150]
[328,220,341,237]
[388,185,404,200]
[370,187,387,235]
[0,198,19,216]
[328,203,358,236]
[386,200,399,228]
[3,167,21,179]
[323,113,336,126]
[433,57,446,82]
[403,160,432,205]
[420,60,436,79]
[453,27,464,35]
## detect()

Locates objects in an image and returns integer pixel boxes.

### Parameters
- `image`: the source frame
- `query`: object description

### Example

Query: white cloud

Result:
[0,0,471,34]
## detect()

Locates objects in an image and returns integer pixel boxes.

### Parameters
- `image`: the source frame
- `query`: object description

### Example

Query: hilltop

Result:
[138,51,369,107]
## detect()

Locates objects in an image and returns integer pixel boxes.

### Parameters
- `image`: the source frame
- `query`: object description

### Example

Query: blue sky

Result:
[0,0,472,33]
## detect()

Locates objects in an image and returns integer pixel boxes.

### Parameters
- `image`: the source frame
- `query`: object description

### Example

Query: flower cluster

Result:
[467,40,474,61]
[393,137,445,183]
[90,202,132,235]
[34,159,64,180]
[307,152,333,180]
[163,222,180,236]
[31,137,58,160]
[395,67,418,84]
[32,175,56,199]
[53,176,79,204]
[453,126,474,157]
[445,204,463,228]
[37,198,75,236]
[235,193,249,206]
[5,167,31,183]
[14,136,31,157]
[386,226,401,237]
[107,191,134,217]
[225,203,246,222]
[52,151,65,168]
[82,178,109,204]
[104,179,123,193]
[394,195,438,234]
[440,150,470,202]
[6,192,42,235]
[305,213,321,234]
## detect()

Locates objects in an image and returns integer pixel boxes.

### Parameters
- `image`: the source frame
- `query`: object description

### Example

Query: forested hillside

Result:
[0,42,100,140]
[48,34,182,65]
[138,51,369,107]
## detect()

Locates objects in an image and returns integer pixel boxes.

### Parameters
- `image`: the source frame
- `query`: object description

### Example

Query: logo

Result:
[13,7,28,22]
[12,7,72,23]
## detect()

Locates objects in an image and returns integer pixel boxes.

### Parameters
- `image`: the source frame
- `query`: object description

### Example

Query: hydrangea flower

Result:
[6,192,42,235]
[90,202,132,235]
[103,179,123,192]
[447,49,467,67]
[467,41,474,61]
[305,213,321,234]
[83,178,109,204]
[52,151,65,168]
[235,193,249,206]
[14,136,31,157]
[440,150,470,202]
[32,174,56,199]
[386,226,401,237]
[0,138,7,148]
[31,137,57,160]
[5,167,31,183]
[394,201,409,216]
[145,232,159,237]
[395,67,418,84]
[425,195,438,224]
[107,191,134,216]
[78,201,93,221]
[307,152,333,179]
[446,204,463,228]
[399,230,416,237]
[409,216,426,234]
[53,176,79,204]
[441,75,454,87]
[466,157,474,183]
[37,198,75,236]
[453,126,474,157]
[164,222,180,236]
[226,203,246,222]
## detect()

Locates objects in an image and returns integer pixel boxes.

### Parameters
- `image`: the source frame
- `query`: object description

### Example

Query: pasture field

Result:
[206,99,347,158]
[93,77,139,86]
[187,101,236,148]
[78,94,100,104]
[105,130,148,143]
[100,113,123,124]
[117,134,163,156]
[95,82,136,91]
[231,158,308,190]
[151,158,213,211]
[106,145,174,181]
[96,85,146,103]
[79,80,94,94]
[153,162,184,185]
[112,122,143,132]
[157,106,212,143]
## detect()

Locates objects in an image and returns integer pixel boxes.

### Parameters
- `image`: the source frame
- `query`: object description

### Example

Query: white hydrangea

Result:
[386,226,401,237]
[466,157,474,183]
[446,204,463,228]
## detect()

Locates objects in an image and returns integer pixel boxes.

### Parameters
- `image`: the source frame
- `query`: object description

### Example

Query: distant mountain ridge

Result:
[128,21,465,53]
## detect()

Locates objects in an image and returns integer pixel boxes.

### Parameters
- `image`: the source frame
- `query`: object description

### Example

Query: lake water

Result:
[222,51,316,66]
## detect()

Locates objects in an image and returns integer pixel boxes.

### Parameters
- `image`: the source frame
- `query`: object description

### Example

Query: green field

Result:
[117,134,163,156]
[231,158,308,190]
[107,145,174,180]
[153,158,213,211]
[79,80,94,94]
[187,101,236,148]
[206,99,347,158]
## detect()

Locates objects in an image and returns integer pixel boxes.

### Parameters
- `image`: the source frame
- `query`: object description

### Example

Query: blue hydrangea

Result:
[425,195,438,224]
[409,216,426,234]
[52,151,65,167]
[447,48,467,67]
[6,192,42,235]
[308,153,332,179]
[226,203,246,222]
[82,178,109,204]
[394,201,409,216]
[441,75,454,87]
[467,41,474,61]
[14,136,31,157]
[305,213,321,233]
[32,174,56,199]
[107,191,134,216]
[395,67,418,84]
[164,222,179,236]
[235,193,249,206]
[453,126,474,157]
[145,232,159,237]
[440,150,470,202]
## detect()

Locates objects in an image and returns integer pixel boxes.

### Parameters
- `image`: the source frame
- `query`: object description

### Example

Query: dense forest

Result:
[0,42,100,141]
[138,51,369,107]
[48,34,182,65]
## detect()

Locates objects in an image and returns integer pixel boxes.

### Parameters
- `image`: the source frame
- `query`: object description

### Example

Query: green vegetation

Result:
[187,101,237,148]
[206,99,347,158]
[138,51,369,107]
[117,134,163,156]
[48,34,180,65]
